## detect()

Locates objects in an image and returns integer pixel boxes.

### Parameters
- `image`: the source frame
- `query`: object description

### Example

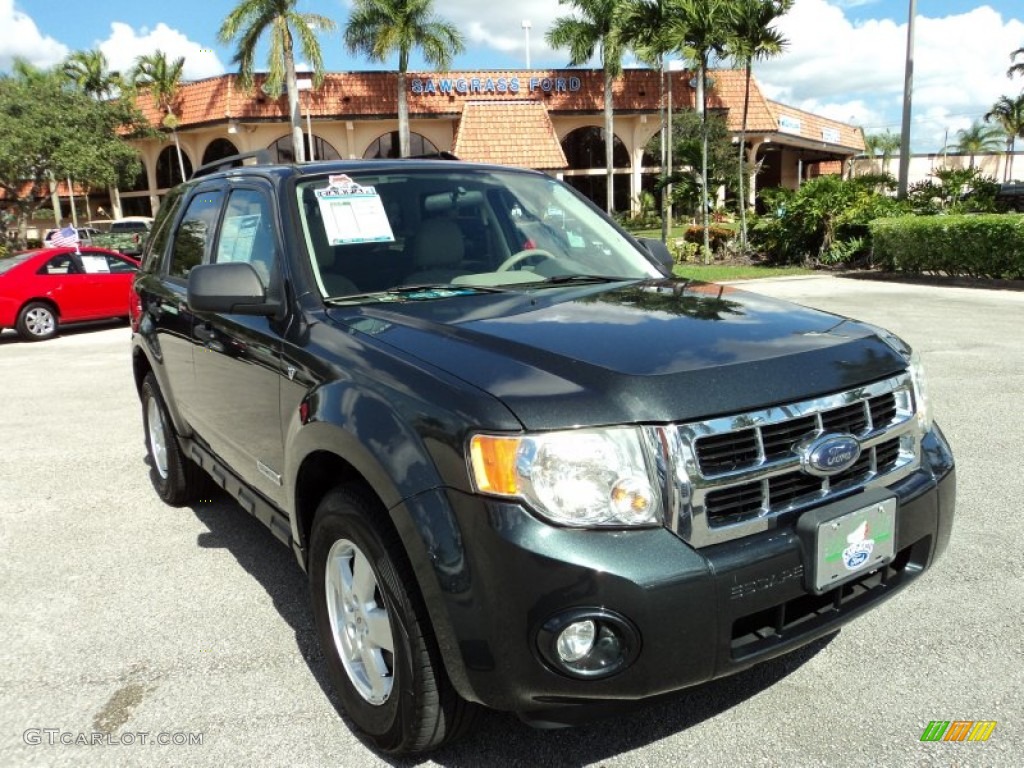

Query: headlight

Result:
[909,350,933,432]
[469,427,663,527]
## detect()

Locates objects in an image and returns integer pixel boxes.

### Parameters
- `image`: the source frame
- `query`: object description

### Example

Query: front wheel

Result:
[309,486,477,754]
[16,302,58,341]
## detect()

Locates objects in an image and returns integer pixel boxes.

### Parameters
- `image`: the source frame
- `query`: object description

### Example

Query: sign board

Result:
[822,127,841,144]
[779,115,802,135]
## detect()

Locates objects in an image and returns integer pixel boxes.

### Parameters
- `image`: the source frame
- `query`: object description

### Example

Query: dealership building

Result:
[112,68,864,218]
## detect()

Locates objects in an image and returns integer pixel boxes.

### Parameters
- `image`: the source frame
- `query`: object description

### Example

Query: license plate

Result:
[811,497,897,592]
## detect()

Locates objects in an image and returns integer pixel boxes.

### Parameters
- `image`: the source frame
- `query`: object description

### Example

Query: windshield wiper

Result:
[533,274,635,287]
[325,283,508,303]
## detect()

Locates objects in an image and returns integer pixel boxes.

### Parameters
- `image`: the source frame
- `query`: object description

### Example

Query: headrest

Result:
[412,218,464,268]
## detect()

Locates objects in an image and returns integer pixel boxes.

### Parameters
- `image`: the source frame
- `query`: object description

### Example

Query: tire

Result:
[141,372,204,506]
[16,301,58,341]
[309,486,477,754]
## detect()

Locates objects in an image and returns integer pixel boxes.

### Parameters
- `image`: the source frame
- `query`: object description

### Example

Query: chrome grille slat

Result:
[673,373,921,548]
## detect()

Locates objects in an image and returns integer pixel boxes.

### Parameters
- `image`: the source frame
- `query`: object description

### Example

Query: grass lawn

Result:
[672,264,817,282]
[627,225,816,281]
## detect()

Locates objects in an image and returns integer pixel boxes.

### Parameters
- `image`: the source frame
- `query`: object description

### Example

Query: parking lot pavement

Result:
[0,277,1021,767]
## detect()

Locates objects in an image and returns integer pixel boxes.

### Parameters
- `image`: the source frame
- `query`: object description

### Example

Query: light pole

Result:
[522,20,532,69]
[296,73,314,161]
[898,0,916,198]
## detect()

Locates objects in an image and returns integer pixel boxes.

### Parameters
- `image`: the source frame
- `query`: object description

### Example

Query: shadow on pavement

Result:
[188,488,835,767]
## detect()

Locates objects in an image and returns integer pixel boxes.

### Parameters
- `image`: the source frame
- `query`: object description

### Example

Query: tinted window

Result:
[37,254,79,275]
[169,190,224,280]
[143,186,185,274]
[214,188,277,289]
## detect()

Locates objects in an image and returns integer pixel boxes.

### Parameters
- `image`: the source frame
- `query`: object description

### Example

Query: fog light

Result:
[537,608,640,679]
[556,620,597,663]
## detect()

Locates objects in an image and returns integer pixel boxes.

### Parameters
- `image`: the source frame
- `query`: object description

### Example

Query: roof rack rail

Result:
[369,151,460,161]
[190,150,273,180]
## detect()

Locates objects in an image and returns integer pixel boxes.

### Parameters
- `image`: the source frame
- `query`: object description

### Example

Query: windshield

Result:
[295,167,662,300]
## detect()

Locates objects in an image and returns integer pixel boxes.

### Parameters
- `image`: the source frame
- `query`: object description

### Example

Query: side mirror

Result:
[187,262,280,316]
[636,237,674,274]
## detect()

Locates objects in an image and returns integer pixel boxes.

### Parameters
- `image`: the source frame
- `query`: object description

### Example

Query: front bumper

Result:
[394,427,955,719]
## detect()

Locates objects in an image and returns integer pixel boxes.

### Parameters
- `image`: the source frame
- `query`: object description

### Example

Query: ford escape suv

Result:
[130,155,955,754]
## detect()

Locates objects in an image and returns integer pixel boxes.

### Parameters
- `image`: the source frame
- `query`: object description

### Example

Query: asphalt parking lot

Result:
[1,275,1021,767]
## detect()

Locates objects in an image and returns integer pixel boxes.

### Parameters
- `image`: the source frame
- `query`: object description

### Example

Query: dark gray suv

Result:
[130,155,955,754]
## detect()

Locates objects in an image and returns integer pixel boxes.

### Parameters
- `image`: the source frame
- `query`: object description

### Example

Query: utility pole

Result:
[898,0,917,199]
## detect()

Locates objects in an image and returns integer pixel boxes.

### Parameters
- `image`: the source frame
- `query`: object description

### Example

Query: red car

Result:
[0,246,140,341]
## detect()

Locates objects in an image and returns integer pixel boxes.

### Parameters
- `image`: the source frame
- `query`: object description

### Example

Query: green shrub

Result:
[870,214,1024,278]
[682,224,734,253]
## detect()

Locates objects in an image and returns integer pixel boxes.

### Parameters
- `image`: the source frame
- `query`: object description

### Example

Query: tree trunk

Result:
[398,70,410,158]
[48,171,62,227]
[172,126,186,182]
[698,57,710,264]
[604,71,615,215]
[285,52,305,163]
[738,62,752,253]
[660,61,668,245]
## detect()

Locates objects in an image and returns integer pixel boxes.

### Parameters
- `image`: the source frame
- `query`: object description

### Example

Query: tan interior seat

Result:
[405,218,466,284]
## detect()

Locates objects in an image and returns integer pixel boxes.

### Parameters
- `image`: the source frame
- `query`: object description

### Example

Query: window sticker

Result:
[315,177,395,245]
[218,214,261,263]
[80,255,111,273]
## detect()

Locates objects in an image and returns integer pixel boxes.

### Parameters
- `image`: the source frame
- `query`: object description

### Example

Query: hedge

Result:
[870,214,1024,279]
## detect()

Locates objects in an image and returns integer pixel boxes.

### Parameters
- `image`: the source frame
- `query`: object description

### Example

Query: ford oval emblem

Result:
[800,434,861,477]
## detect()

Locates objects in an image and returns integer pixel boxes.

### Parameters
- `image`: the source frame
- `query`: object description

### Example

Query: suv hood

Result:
[330,280,906,429]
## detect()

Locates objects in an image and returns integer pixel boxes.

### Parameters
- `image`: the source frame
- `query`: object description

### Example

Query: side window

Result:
[214,188,277,289]
[169,190,224,280]
[37,254,79,275]
[142,186,185,274]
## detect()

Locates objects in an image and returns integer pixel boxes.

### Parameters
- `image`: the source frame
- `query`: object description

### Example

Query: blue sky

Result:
[3,0,1023,151]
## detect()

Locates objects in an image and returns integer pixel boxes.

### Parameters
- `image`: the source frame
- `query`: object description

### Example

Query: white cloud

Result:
[755,0,1024,151]
[98,22,225,81]
[443,1,584,68]
[0,0,68,71]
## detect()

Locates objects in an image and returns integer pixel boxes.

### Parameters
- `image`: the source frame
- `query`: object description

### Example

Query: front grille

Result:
[673,374,920,548]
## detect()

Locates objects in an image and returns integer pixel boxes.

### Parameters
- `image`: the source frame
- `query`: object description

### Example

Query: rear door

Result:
[139,185,226,426]
[189,182,289,506]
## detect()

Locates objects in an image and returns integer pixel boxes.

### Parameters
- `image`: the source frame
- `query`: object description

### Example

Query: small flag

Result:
[50,226,80,249]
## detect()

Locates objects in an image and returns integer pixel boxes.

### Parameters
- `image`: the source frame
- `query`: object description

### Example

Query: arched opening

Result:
[268,133,341,163]
[560,126,631,212]
[127,164,148,192]
[363,131,439,159]
[155,145,193,189]
[202,138,240,166]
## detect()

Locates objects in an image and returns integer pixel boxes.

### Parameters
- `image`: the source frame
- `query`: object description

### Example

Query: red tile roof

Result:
[452,101,567,169]
[130,69,860,152]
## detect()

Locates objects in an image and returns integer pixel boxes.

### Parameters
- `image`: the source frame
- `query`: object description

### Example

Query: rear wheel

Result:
[16,302,57,341]
[141,373,204,506]
[309,486,477,754]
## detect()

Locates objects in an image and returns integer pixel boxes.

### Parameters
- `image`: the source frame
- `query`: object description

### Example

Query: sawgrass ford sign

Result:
[410,76,583,96]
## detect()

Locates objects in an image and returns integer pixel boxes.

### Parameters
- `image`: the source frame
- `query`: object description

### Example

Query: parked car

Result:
[0,246,139,340]
[42,226,102,246]
[131,156,955,755]
[89,217,154,256]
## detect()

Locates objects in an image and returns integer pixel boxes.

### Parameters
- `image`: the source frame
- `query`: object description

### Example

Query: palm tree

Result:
[131,50,187,182]
[985,94,1024,180]
[619,0,684,240]
[62,49,121,100]
[864,131,900,174]
[547,0,626,215]
[728,0,792,252]
[946,120,1005,169]
[345,0,463,160]
[672,0,734,260]
[219,0,336,164]
[1008,46,1024,80]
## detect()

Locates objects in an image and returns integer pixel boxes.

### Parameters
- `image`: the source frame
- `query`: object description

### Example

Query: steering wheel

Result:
[497,249,558,272]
